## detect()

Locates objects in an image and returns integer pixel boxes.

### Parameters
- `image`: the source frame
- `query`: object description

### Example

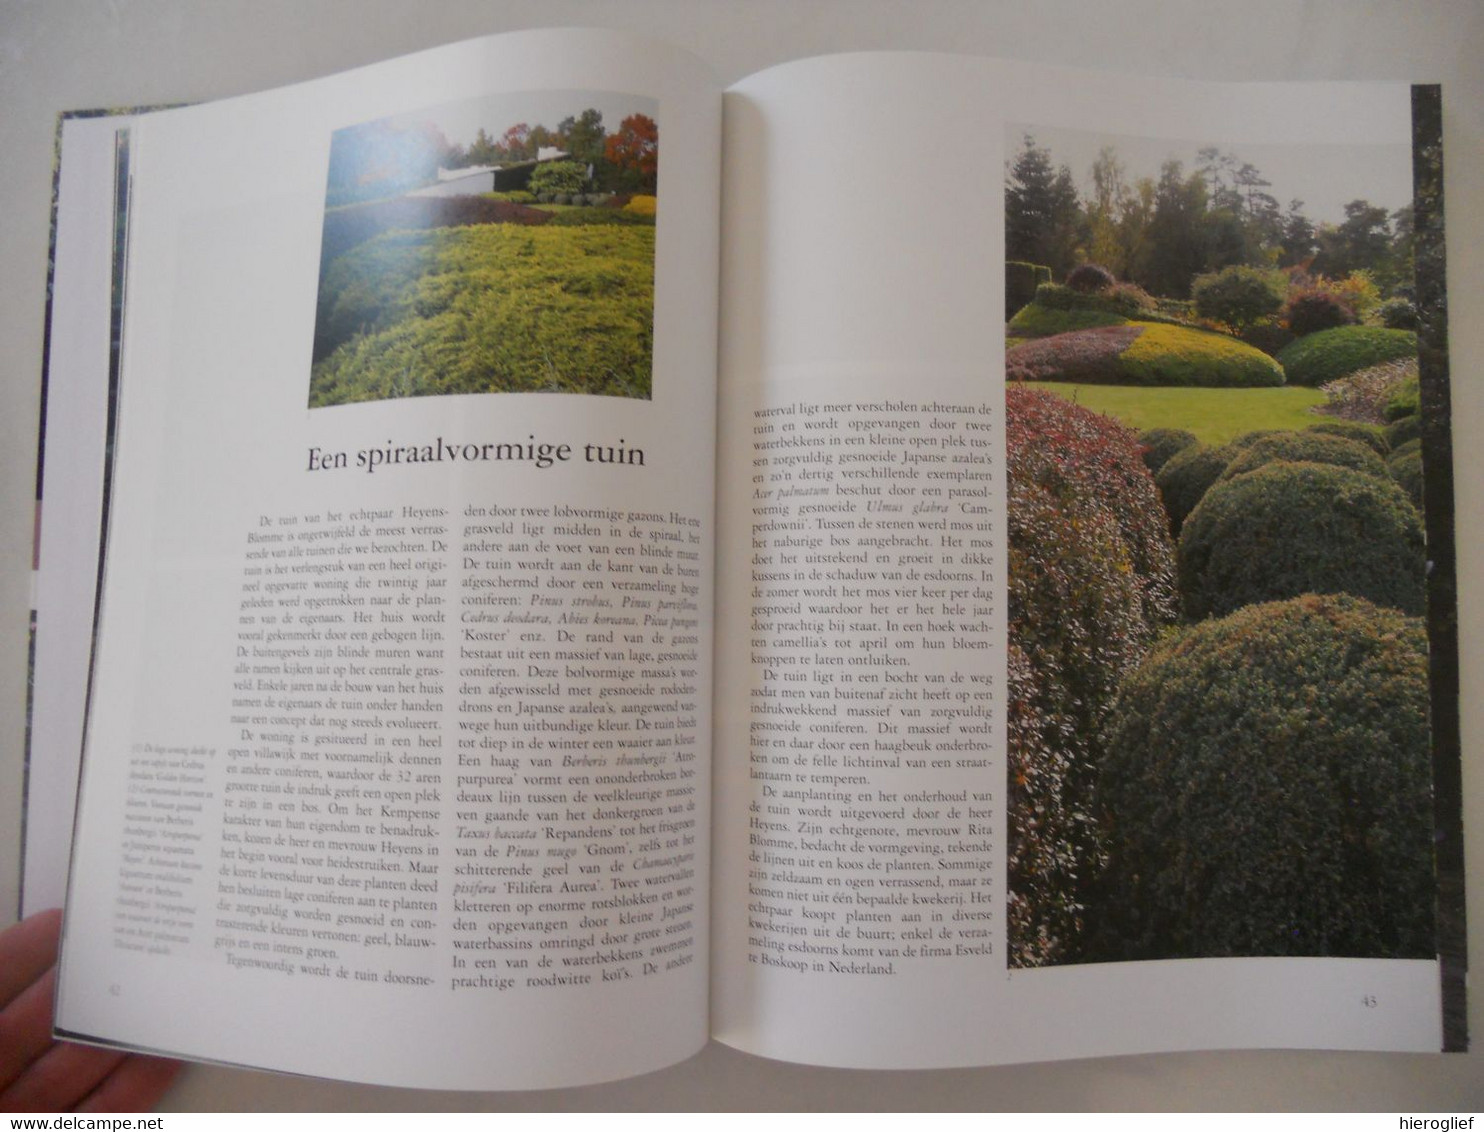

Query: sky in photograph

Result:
[1012,122,1414,226]
[382,88,658,154]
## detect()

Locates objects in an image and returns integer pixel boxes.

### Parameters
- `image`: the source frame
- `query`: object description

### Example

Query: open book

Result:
[30,28,1465,1090]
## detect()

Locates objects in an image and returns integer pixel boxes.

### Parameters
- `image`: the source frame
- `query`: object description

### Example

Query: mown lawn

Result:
[1033,382,1328,445]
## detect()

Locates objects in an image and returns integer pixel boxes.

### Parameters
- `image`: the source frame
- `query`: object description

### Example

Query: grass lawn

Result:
[1033,382,1328,445]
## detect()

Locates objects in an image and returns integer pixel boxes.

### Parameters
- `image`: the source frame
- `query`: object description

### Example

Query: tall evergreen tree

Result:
[1005,135,1081,278]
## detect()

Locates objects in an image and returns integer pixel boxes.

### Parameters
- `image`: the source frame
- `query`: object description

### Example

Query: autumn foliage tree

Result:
[604,113,659,193]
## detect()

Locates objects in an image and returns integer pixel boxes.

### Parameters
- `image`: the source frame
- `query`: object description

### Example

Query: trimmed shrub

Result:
[1192,265,1285,333]
[1138,427,1200,475]
[1155,442,1237,537]
[1092,594,1436,960]
[1007,322,1284,388]
[1306,419,1389,456]
[1006,260,1054,319]
[1035,281,1151,319]
[1066,262,1115,293]
[1006,303,1126,340]
[1278,326,1418,387]
[1006,325,1142,384]
[1388,441,1424,509]
[1229,430,1280,450]
[1117,322,1285,388]
[1282,288,1356,337]
[1384,413,1422,450]
[527,160,587,196]
[1385,373,1421,422]
[622,193,658,217]
[1178,461,1425,620]
[1006,388,1177,966]
[1380,297,1419,330]
[1218,431,1388,483]
[1006,642,1087,968]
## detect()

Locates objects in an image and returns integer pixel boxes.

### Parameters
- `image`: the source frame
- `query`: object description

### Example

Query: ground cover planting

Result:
[310,221,656,405]
[1007,322,1284,387]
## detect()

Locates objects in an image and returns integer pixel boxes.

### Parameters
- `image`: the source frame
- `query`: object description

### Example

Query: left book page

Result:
[54,28,721,1091]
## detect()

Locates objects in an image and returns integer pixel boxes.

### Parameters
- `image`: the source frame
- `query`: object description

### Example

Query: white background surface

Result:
[2,0,1481,1112]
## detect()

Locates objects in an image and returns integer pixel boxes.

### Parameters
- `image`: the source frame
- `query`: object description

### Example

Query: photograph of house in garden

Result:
[308,89,660,407]
[1003,118,1448,970]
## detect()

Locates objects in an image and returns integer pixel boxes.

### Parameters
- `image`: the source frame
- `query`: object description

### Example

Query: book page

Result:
[56,29,720,1090]
[25,112,138,916]
[713,52,1450,1066]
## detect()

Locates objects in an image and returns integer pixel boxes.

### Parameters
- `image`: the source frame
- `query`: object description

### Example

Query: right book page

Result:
[712,51,1460,1067]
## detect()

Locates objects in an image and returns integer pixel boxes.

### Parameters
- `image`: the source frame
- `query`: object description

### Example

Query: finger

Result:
[0,1041,127,1113]
[0,909,63,1005]
[0,966,58,1090]
[75,1054,184,1113]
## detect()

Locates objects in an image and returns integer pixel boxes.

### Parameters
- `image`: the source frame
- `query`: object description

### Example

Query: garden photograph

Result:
[308,89,660,408]
[1002,118,1446,969]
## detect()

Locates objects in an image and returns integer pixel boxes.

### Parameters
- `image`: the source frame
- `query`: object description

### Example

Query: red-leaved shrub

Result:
[1007,388,1177,966]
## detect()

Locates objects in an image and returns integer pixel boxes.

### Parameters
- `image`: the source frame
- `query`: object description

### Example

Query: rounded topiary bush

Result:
[1380,296,1419,330]
[1385,413,1422,450]
[1007,388,1177,966]
[1178,461,1425,620]
[1388,441,1424,510]
[1306,420,1389,456]
[1006,642,1087,968]
[1117,323,1286,388]
[1138,427,1200,475]
[1278,326,1418,387]
[1090,594,1436,961]
[1218,431,1388,483]
[1066,262,1116,293]
[1154,442,1236,536]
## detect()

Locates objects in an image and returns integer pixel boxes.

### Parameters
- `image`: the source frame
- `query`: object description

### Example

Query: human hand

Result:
[0,909,182,1111]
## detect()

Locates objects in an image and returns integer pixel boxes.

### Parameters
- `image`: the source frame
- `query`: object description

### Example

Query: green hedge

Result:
[1138,428,1200,475]
[1034,281,1152,318]
[1006,303,1126,340]
[1277,326,1418,387]
[1306,419,1389,456]
[1388,439,1424,509]
[1218,431,1388,483]
[1092,594,1436,960]
[1178,461,1426,620]
[1006,260,1053,319]
[1155,442,1236,537]
[1385,413,1422,450]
